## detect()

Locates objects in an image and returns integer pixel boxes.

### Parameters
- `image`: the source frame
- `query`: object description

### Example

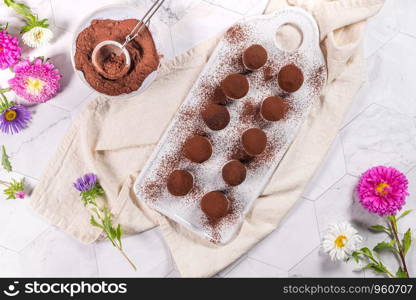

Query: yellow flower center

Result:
[4,110,17,121]
[34,30,43,41]
[376,182,390,196]
[334,235,347,248]
[26,77,45,95]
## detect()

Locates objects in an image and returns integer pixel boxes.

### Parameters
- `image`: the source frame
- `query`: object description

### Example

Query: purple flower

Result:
[15,190,25,199]
[357,166,409,216]
[0,30,21,69]
[73,173,98,192]
[0,104,31,134]
[8,57,61,103]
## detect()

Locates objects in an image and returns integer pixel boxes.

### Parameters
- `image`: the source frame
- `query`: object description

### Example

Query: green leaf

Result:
[396,267,408,278]
[0,93,13,112]
[397,210,412,221]
[3,0,33,19]
[1,145,12,172]
[373,241,396,252]
[90,215,103,230]
[363,263,388,274]
[402,229,412,256]
[360,247,374,258]
[351,251,360,263]
[3,0,50,33]
[369,225,390,233]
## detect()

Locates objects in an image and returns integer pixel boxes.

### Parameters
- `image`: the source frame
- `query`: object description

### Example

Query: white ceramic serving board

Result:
[134,7,327,244]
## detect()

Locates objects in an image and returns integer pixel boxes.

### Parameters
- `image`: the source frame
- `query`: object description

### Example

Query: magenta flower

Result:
[0,30,21,69]
[8,57,61,103]
[15,190,25,199]
[357,166,408,216]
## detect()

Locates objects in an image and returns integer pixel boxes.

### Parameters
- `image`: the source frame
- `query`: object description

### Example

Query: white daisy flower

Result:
[22,27,53,48]
[322,222,363,262]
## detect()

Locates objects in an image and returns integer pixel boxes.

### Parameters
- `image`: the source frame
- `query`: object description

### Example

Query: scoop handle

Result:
[122,0,165,48]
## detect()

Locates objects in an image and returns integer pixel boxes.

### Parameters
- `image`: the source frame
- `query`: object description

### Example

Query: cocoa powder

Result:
[74,19,159,96]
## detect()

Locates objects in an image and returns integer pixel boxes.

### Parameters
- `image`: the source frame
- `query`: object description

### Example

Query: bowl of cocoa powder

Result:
[71,5,165,98]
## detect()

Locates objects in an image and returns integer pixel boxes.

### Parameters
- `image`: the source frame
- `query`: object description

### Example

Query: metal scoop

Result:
[91,0,165,80]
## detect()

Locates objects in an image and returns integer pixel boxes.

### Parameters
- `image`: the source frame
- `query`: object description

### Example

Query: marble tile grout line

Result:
[248,256,289,273]
[201,0,244,16]
[287,245,320,275]
[16,226,51,255]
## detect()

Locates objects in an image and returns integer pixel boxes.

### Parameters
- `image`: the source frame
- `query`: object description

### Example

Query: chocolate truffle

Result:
[211,86,227,105]
[167,170,193,196]
[222,160,247,186]
[201,191,230,220]
[183,135,212,163]
[242,44,268,70]
[278,64,304,93]
[201,103,230,131]
[242,128,267,156]
[220,73,249,99]
[260,96,289,121]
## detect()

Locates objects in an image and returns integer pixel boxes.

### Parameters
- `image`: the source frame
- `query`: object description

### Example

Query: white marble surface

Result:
[0,0,415,278]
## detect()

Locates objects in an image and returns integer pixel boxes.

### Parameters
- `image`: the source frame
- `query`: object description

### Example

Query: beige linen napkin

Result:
[31,0,384,277]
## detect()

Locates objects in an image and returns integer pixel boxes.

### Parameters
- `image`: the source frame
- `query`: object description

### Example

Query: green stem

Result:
[388,217,409,278]
[118,247,137,271]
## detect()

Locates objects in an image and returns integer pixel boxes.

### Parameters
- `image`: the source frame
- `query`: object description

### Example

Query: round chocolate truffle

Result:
[222,160,247,186]
[183,135,212,163]
[242,128,267,156]
[220,73,249,100]
[167,170,193,196]
[260,96,289,121]
[242,44,268,70]
[211,86,227,105]
[201,103,230,131]
[278,64,304,93]
[201,191,230,220]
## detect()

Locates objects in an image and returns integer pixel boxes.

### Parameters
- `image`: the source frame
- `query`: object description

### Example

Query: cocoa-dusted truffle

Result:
[260,96,288,121]
[278,64,304,93]
[211,86,227,105]
[167,170,193,196]
[183,135,212,163]
[201,191,230,220]
[222,160,247,186]
[243,44,268,70]
[201,103,230,131]
[220,73,249,100]
[242,128,267,156]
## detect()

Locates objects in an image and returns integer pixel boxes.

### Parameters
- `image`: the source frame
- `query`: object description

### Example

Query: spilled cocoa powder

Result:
[225,24,248,45]
[74,19,159,96]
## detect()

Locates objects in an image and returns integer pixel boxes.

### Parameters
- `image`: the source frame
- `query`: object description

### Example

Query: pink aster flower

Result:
[0,30,21,69]
[8,57,61,103]
[357,166,408,216]
[15,190,25,199]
